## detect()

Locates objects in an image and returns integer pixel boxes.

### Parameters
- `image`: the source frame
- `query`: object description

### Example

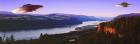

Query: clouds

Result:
[12,4,43,14]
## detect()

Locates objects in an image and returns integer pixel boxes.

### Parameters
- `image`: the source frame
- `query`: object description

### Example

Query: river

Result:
[0,21,104,40]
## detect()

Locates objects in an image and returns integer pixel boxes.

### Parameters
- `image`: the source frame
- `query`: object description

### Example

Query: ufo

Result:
[12,4,43,14]
[22,4,43,12]
[118,2,131,7]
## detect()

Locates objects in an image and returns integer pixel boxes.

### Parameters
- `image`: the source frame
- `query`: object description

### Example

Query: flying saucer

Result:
[12,4,43,14]
[22,4,43,12]
[118,2,131,7]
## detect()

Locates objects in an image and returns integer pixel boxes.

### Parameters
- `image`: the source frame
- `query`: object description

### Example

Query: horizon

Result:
[0,11,133,18]
[0,0,140,17]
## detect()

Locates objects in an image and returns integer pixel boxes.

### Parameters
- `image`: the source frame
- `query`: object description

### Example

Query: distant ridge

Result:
[0,11,14,14]
[0,11,107,31]
[0,11,106,21]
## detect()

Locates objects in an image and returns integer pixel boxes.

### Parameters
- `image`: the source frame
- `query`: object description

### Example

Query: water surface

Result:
[0,21,103,40]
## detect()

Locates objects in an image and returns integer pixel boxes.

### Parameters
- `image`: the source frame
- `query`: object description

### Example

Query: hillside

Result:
[0,11,104,31]
[97,13,140,44]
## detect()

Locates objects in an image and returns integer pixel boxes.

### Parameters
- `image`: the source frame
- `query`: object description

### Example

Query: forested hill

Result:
[0,11,105,31]
[97,13,140,44]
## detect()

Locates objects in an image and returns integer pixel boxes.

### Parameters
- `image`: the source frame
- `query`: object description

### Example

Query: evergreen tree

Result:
[39,33,43,40]
[0,36,2,43]
[5,37,10,43]
[10,34,15,42]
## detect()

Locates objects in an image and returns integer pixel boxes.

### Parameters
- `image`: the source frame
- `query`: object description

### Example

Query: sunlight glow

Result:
[12,8,26,14]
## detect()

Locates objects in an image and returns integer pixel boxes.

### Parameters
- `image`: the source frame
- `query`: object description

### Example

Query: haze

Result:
[0,0,140,17]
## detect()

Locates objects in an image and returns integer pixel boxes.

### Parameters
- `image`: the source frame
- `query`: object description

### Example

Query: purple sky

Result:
[0,0,140,17]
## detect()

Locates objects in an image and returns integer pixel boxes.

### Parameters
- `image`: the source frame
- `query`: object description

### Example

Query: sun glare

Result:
[12,8,26,14]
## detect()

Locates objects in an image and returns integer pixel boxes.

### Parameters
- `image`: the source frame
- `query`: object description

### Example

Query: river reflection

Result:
[0,21,104,40]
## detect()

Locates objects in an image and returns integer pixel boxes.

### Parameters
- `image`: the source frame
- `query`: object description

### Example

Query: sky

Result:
[0,0,140,17]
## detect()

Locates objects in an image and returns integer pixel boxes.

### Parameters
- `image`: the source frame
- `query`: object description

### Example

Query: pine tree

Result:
[5,37,10,43]
[10,34,15,42]
[0,36,2,43]
[39,33,43,40]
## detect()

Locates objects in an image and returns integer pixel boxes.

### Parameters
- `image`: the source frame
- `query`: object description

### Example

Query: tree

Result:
[10,34,15,42]
[0,36,2,43]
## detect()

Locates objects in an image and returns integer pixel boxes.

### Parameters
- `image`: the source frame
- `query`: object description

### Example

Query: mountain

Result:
[46,13,104,21]
[0,12,104,21]
[97,13,140,44]
[0,11,14,14]
[97,17,114,21]
[0,14,80,31]
[0,11,104,31]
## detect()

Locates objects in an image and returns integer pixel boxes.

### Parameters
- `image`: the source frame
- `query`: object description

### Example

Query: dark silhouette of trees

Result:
[0,36,2,43]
